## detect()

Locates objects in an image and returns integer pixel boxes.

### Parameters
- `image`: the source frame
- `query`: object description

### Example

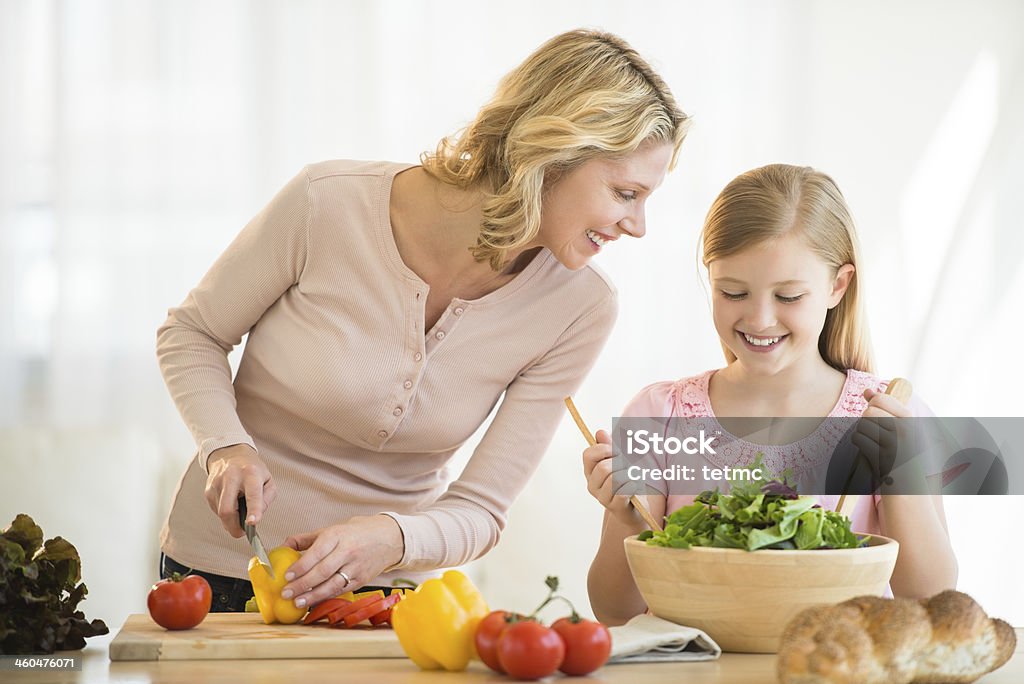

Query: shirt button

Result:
[454,307,464,316]
[393,407,403,416]
[435,331,445,340]
[378,430,388,438]
[403,380,413,389]
[414,352,422,362]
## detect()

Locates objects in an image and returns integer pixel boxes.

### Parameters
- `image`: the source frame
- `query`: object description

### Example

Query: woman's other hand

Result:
[205,444,277,537]
[279,515,405,609]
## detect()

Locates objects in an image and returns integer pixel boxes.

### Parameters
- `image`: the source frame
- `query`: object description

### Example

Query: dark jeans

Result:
[159,553,401,613]
[160,553,255,612]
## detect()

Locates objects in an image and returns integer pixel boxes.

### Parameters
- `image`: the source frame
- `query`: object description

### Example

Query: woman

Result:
[157,29,689,612]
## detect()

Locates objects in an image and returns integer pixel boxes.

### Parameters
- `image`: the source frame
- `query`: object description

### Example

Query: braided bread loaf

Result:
[777,590,1015,683]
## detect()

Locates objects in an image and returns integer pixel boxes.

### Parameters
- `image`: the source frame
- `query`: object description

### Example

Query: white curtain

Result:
[2,0,1022,628]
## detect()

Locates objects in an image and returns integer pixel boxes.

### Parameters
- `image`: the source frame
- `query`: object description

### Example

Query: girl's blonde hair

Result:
[422,29,690,270]
[701,164,874,373]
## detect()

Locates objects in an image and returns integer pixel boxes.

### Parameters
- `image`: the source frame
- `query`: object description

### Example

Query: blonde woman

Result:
[157,29,689,612]
[583,164,957,624]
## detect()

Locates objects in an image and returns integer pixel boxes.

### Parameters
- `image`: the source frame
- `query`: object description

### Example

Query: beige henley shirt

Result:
[157,159,617,583]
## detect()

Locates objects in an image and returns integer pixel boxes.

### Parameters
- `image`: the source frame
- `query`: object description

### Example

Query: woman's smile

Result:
[585,229,617,252]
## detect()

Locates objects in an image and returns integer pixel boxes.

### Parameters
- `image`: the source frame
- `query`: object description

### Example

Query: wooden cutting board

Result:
[109,613,405,661]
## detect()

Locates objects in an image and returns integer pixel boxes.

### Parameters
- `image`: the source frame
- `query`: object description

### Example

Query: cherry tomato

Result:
[551,616,612,676]
[147,573,212,630]
[497,620,565,680]
[475,610,513,673]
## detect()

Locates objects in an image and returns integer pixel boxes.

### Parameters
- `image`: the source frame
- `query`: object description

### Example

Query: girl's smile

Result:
[738,331,789,353]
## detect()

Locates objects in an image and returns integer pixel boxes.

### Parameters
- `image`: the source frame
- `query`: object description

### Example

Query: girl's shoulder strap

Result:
[832,369,887,416]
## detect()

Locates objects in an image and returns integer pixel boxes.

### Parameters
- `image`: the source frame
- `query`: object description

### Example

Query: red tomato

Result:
[147,574,212,630]
[551,616,612,676]
[497,620,565,680]
[475,610,513,673]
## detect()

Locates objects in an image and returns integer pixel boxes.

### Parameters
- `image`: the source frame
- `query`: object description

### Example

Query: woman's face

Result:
[535,142,674,270]
[708,232,854,376]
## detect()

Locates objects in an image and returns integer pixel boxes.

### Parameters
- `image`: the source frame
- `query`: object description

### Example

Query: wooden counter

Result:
[5,629,1023,683]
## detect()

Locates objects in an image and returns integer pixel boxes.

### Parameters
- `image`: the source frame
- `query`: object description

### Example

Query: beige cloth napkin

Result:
[608,614,722,663]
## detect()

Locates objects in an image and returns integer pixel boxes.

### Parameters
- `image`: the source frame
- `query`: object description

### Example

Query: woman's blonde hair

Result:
[422,29,690,270]
[701,164,874,373]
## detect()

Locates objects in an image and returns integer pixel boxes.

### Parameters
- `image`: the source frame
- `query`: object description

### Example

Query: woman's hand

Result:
[205,444,277,537]
[279,515,405,609]
[583,429,640,526]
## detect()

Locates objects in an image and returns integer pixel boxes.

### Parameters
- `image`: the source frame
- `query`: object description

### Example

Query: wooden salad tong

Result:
[564,397,664,532]
[836,377,913,518]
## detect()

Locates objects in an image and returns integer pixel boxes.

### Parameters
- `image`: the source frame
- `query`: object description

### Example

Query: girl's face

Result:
[708,232,854,375]
[534,142,673,270]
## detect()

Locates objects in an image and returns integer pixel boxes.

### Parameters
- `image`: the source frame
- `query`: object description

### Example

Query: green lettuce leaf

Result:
[644,455,867,553]
[0,515,108,655]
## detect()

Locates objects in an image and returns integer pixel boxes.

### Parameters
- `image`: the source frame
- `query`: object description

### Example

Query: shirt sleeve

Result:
[621,381,677,419]
[156,168,311,471]
[383,291,618,570]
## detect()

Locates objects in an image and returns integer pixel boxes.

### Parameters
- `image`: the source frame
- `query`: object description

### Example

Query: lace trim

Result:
[662,368,886,476]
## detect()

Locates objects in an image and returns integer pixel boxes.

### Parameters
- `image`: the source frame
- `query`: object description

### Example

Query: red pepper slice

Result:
[370,592,402,626]
[327,594,383,625]
[368,607,393,626]
[303,597,352,625]
[340,592,403,628]
[342,598,386,627]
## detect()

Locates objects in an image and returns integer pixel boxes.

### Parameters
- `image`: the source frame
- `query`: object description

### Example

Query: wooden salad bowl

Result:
[624,534,899,653]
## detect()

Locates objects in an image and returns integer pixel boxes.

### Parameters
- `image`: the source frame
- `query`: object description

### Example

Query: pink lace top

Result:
[622,369,933,537]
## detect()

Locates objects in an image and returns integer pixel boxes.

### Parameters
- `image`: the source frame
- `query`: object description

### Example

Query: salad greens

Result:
[0,514,108,654]
[639,456,866,551]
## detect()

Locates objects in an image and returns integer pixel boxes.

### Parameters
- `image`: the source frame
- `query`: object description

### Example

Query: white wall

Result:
[1,0,1022,631]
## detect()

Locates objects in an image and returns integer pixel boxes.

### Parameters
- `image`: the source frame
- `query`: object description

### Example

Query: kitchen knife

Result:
[238,496,275,579]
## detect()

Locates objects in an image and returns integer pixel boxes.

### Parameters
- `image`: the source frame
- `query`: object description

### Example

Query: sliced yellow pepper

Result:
[247,546,307,625]
[390,570,489,671]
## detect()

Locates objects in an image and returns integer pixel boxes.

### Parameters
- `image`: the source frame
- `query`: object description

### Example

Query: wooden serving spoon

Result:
[836,377,913,518]
[564,396,664,532]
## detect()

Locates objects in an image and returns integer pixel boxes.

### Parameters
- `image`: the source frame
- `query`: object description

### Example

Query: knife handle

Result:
[237,495,248,530]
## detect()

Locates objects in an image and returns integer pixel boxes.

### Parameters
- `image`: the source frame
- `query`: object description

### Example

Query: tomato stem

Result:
[528,575,580,621]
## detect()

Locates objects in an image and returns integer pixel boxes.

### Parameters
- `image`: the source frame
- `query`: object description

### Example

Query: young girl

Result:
[583,164,958,625]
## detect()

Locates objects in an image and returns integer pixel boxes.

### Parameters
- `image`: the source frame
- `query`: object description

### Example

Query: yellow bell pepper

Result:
[247,546,307,625]
[390,570,489,671]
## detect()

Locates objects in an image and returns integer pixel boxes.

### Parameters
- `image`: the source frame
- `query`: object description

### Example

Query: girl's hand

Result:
[280,515,404,609]
[205,444,277,537]
[852,388,918,489]
[583,429,638,525]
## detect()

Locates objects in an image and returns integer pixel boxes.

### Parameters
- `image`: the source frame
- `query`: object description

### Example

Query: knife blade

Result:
[237,496,275,579]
